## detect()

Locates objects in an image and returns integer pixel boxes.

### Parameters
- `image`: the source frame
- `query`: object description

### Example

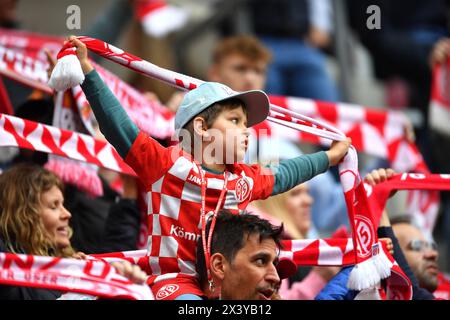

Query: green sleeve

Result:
[81,69,139,159]
[270,151,330,195]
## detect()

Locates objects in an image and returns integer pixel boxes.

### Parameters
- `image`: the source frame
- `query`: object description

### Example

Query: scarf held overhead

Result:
[47,37,401,291]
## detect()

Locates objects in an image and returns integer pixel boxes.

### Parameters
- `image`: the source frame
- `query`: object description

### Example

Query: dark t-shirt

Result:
[0,238,62,300]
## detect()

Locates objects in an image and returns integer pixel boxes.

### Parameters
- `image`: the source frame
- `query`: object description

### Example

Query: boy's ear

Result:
[193,117,209,138]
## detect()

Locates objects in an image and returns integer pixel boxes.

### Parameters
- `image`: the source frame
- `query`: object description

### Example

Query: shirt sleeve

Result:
[125,131,174,190]
[270,151,330,196]
[240,164,275,202]
[315,266,358,300]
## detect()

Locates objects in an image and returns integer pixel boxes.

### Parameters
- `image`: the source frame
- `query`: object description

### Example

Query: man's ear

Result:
[193,117,210,139]
[210,253,227,281]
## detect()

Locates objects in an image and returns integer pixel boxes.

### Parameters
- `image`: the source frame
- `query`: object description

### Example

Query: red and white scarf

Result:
[47,37,404,291]
[0,29,436,231]
[0,252,154,300]
[0,112,135,176]
[368,173,450,235]
[429,56,450,137]
[0,29,173,196]
[92,240,412,300]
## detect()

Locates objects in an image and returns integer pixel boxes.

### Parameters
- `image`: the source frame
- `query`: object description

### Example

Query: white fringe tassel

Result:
[48,54,85,92]
[347,245,392,291]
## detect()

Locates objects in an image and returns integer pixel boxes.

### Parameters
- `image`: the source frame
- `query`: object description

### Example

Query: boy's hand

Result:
[326,138,351,166]
[364,168,395,186]
[67,35,93,74]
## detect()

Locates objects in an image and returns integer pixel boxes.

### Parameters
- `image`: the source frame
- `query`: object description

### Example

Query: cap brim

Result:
[217,90,270,127]
[276,258,297,280]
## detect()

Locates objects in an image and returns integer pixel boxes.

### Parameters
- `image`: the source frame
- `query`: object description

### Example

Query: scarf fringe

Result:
[347,244,392,291]
[48,53,85,92]
[45,157,103,197]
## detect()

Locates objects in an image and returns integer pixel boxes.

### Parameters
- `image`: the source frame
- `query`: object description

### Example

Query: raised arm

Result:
[271,139,351,195]
[69,36,139,159]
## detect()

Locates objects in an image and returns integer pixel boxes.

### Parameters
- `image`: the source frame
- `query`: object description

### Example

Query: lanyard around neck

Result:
[195,163,228,284]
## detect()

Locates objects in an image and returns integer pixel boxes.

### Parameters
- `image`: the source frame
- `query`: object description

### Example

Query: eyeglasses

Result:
[407,239,438,252]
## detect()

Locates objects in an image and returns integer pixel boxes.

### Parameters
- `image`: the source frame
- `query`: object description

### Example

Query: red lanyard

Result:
[195,162,228,284]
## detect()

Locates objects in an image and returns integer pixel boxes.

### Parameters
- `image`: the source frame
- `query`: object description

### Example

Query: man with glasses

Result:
[391,216,450,298]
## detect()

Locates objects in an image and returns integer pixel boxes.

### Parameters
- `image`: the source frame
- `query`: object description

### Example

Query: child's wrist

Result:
[326,150,335,166]
[80,60,94,74]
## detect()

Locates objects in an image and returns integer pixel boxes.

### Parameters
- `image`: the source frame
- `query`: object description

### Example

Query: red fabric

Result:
[434,272,450,300]
[429,56,450,136]
[149,276,204,300]
[0,77,14,115]
[133,0,167,20]
[367,174,450,231]
[0,113,136,175]
[0,252,153,300]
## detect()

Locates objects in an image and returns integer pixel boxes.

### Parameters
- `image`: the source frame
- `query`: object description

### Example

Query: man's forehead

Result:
[241,234,278,256]
[394,223,426,242]
[221,53,267,68]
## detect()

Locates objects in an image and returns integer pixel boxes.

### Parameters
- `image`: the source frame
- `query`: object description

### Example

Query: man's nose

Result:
[424,247,439,261]
[266,264,281,286]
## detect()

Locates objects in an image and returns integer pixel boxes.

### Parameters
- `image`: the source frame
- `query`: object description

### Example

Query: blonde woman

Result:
[0,164,146,299]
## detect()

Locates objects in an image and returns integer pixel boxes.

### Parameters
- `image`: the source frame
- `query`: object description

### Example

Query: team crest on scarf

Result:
[156,284,179,300]
[355,215,375,258]
[234,177,251,202]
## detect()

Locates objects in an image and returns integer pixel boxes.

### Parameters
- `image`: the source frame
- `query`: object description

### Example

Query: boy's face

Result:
[209,54,267,91]
[206,105,249,164]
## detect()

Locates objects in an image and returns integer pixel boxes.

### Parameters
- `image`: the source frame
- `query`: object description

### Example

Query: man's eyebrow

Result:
[252,251,278,264]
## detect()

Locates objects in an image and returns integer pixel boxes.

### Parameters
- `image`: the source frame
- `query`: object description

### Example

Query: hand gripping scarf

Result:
[47,36,398,291]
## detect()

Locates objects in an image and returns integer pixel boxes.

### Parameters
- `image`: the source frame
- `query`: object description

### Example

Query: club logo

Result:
[235,178,251,202]
[156,284,179,300]
[355,215,375,258]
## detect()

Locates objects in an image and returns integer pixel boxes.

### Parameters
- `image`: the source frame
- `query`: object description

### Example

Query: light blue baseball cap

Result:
[174,82,270,131]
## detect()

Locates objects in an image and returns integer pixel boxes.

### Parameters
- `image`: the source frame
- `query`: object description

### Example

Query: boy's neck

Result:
[201,162,226,174]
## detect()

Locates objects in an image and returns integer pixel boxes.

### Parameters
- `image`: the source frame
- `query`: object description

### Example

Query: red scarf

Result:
[368,173,450,233]
[429,56,450,137]
[0,252,153,300]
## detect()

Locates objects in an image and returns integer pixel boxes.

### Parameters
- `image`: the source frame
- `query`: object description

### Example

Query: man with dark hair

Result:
[196,210,295,300]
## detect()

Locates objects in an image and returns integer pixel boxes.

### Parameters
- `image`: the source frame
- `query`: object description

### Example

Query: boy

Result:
[69,36,350,300]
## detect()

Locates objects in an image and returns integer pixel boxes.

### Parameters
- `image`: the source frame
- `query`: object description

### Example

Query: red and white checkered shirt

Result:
[125,132,275,284]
